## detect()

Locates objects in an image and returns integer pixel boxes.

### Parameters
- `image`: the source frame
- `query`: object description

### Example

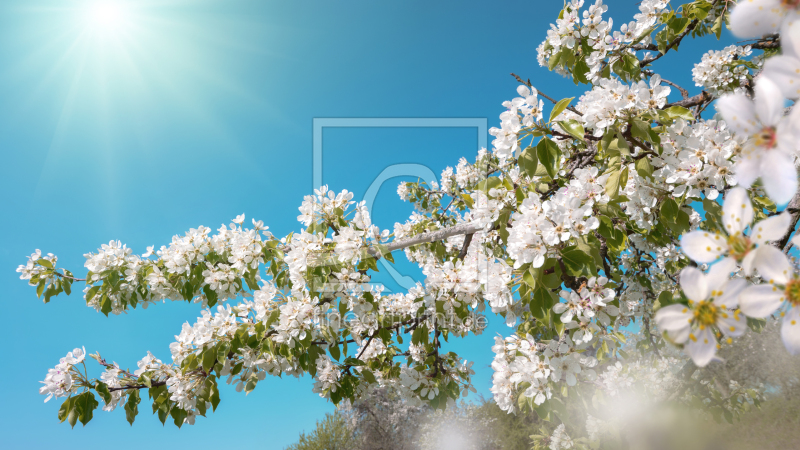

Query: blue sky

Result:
[0,1,742,448]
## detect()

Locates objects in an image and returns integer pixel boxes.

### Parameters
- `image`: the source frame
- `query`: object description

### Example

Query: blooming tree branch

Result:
[16,1,800,447]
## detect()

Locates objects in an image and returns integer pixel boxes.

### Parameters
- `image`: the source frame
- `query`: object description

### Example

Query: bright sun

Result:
[87,1,127,30]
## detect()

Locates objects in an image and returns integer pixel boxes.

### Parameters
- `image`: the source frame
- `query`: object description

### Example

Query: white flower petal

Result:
[781,14,800,58]
[751,213,792,245]
[680,231,728,263]
[722,187,753,236]
[717,311,747,338]
[762,55,800,100]
[755,77,785,127]
[714,278,748,309]
[742,250,757,276]
[760,151,797,205]
[668,326,691,344]
[739,284,785,318]
[655,304,693,333]
[717,93,758,136]
[686,327,718,367]
[680,267,709,303]
[707,257,738,292]
[781,307,800,355]
[734,156,761,188]
[729,0,784,38]
[754,245,793,285]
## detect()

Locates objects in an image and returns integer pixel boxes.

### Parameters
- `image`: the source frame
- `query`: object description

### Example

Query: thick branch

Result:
[665,91,713,109]
[458,233,474,260]
[778,189,800,251]
[368,222,487,259]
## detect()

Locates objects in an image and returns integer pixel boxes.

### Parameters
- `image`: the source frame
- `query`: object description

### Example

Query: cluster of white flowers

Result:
[275,291,329,346]
[578,76,670,136]
[548,423,574,450]
[692,45,753,95]
[99,363,125,412]
[68,216,272,315]
[657,119,741,201]
[489,85,545,162]
[556,277,620,344]
[423,245,513,320]
[395,359,476,408]
[39,347,86,403]
[297,186,355,226]
[16,249,57,289]
[490,334,597,414]
[537,0,669,82]
[507,171,606,269]
[312,354,341,397]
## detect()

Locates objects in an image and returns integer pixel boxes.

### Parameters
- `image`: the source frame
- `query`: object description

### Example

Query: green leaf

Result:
[171,406,188,428]
[664,106,694,122]
[560,246,595,276]
[660,198,691,235]
[244,376,257,394]
[344,357,366,366]
[476,176,502,193]
[203,285,218,307]
[656,290,675,310]
[531,288,556,320]
[157,401,171,425]
[557,120,585,141]
[548,50,562,71]
[605,166,629,199]
[536,137,560,179]
[362,369,377,384]
[329,343,340,361]
[461,193,474,209]
[86,285,101,302]
[635,156,654,180]
[100,293,112,316]
[668,16,690,34]
[209,377,220,411]
[631,118,652,143]
[747,317,766,333]
[605,134,630,157]
[125,390,140,426]
[58,397,74,424]
[95,381,112,405]
[67,401,79,428]
[712,14,723,39]
[519,146,539,179]
[575,234,604,271]
[202,346,217,373]
[265,309,280,329]
[523,267,537,289]
[75,392,99,426]
[549,97,574,122]
[572,60,589,84]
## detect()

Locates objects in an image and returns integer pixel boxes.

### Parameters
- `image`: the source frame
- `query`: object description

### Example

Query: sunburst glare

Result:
[86,1,128,31]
